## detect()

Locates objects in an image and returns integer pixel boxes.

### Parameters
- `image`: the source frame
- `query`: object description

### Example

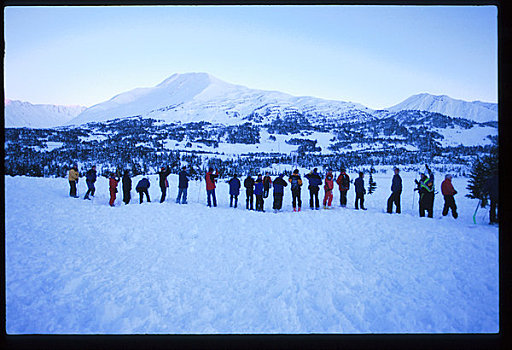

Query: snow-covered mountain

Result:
[387,93,497,123]
[68,72,375,126]
[4,99,86,128]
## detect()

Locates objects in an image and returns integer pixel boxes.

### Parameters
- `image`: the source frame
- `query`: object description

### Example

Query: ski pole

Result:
[473,199,481,225]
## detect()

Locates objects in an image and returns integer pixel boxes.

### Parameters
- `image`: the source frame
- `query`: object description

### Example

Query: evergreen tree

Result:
[466,138,498,207]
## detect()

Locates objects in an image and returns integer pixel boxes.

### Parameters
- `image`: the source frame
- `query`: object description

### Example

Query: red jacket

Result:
[205,171,218,190]
[109,177,119,191]
[324,174,334,192]
[336,172,350,191]
[441,179,456,196]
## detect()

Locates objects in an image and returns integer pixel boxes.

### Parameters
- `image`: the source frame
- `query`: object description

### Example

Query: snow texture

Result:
[4,99,86,128]
[5,173,498,334]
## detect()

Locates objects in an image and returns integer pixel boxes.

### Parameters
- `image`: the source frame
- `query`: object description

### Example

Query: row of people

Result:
[68,165,498,223]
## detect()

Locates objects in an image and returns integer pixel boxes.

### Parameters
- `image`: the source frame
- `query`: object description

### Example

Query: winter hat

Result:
[208,167,213,172]
[341,168,346,172]
[313,168,318,172]
[293,169,299,174]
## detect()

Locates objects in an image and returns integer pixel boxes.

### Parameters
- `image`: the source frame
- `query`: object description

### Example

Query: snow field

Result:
[5,172,498,334]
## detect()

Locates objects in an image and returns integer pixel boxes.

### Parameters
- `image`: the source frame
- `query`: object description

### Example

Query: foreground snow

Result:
[5,173,498,334]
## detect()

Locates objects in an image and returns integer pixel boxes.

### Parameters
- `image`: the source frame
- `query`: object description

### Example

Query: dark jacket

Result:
[158,167,172,188]
[178,170,189,188]
[136,178,150,192]
[354,177,365,194]
[244,176,255,191]
[273,176,288,194]
[228,177,241,196]
[263,175,272,190]
[288,174,303,190]
[305,171,322,189]
[484,174,498,201]
[122,174,132,191]
[254,179,264,196]
[391,174,402,193]
[336,172,350,191]
[86,169,97,183]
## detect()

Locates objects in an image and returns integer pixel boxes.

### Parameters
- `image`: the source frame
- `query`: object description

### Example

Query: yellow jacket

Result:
[68,169,79,182]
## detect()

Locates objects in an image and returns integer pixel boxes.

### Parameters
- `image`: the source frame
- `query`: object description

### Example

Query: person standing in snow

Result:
[263,172,272,199]
[158,166,172,203]
[122,170,131,205]
[228,174,241,208]
[205,167,219,207]
[84,165,97,200]
[68,164,80,198]
[323,171,334,209]
[354,171,367,210]
[254,174,265,212]
[305,168,322,210]
[484,172,499,224]
[288,169,303,212]
[109,172,120,207]
[272,173,288,212]
[415,166,435,218]
[136,177,151,204]
[386,167,402,214]
[176,166,189,204]
[441,174,458,218]
[336,168,350,207]
[244,174,255,210]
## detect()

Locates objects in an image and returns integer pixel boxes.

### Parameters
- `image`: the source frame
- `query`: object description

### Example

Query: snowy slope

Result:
[4,99,87,128]
[5,173,498,334]
[68,73,375,126]
[387,93,497,123]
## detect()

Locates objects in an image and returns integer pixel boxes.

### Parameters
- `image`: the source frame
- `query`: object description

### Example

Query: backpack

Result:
[291,176,300,189]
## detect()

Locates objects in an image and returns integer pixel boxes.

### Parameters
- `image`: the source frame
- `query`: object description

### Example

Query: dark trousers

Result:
[355,192,365,209]
[419,193,434,218]
[207,189,217,207]
[309,187,320,209]
[255,195,264,211]
[490,199,498,223]
[292,188,302,209]
[387,191,401,213]
[138,189,150,203]
[123,189,130,204]
[339,190,348,207]
[246,190,254,210]
[69,181,77,197]
[84,181,95,199]
[273,192,284,210]
[176,187,188,204]
[442,195,457,218]
[160,186,167,203]
[230,195,238,208]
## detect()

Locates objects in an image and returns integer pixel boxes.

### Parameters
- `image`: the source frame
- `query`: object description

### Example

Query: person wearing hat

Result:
[336,168,350,207]
[136,177,151,204]
[441,174,458,218]
[228,173,241,208]
[158,166,172,203]
[109,172,120,207]
[272,173,288,212]
[415,165,435,217]
[354,171,367,210]
[205,167,219,207]
[68,164,80,198]
[323,170,334,209]
[84,165,97,200]
[254,174,265,212]
[288,169,303,212]
[386,167,402,214]
[305,168,323,210]
[263,172,272,199]
[244,174,255,210]
[176,165,190,204]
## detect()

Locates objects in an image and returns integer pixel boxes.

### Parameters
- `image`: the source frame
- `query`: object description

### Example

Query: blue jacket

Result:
[305,171,322,188]
[136,178,150,191]
[178,170,189,188]
[354,177,365,194]
[86,169,97,183]
[254,180,264,196]
[228,177,241,196]
[391,174,402,193]
[273,176,288,194]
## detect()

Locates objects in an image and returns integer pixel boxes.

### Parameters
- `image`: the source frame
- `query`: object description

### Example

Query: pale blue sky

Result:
[4,5,497,109]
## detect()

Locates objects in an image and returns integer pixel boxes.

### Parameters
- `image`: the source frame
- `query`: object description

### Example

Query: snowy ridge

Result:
[4,99,86,128]
[387,93,497,123]
[68,73,375,126]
